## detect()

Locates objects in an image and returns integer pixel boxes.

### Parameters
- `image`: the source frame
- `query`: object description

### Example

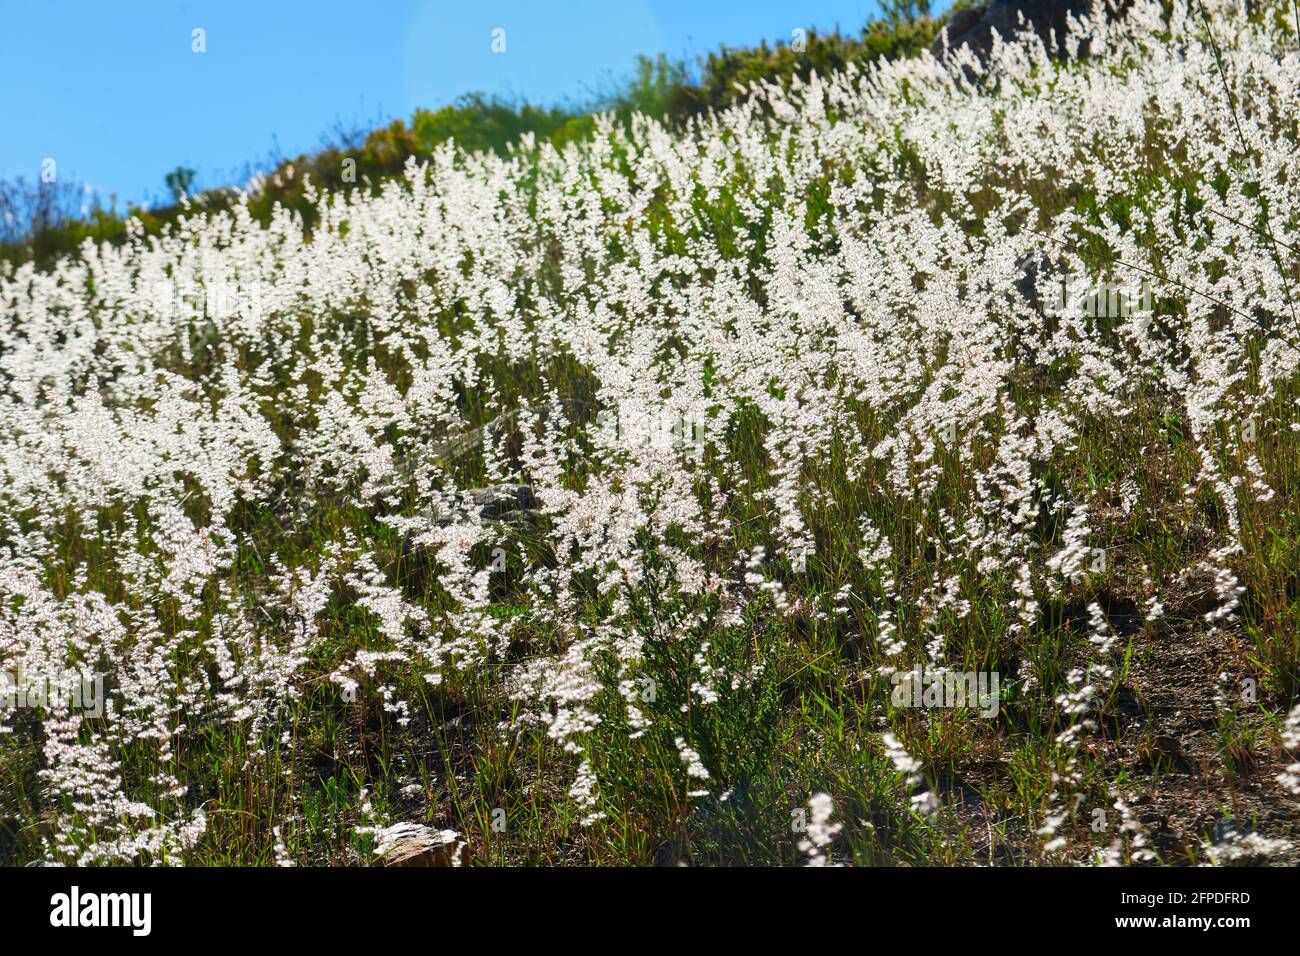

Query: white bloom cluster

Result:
[797,792,843,866]
[1280,705,1300,796]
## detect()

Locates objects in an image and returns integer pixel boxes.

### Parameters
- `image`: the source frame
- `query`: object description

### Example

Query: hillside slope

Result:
[1,0,1299,866]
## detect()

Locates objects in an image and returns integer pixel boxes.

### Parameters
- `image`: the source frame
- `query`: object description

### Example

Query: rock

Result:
[376,824,465,867]
[1152,734,1185,760]
[427,483,540,530]
[400,483,542,560]
[461,484,538,521]
[1015,250,1063,312]
[953,250,1067,323]
[932,0,1131,63]
[940,7,988,53]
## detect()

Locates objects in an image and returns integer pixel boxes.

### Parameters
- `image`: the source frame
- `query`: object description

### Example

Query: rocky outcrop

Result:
[932,0,1131,61]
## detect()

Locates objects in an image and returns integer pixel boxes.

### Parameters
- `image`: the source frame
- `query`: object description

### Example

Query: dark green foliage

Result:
[165,166,198,202]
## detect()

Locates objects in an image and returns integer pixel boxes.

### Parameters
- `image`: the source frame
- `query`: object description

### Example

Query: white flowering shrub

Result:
[1,0,1298,865]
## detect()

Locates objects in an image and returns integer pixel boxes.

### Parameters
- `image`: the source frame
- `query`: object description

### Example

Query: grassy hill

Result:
[1,0,1299,866]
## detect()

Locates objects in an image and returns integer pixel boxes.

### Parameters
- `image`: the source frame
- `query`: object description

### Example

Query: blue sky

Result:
[0,0,927,209]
